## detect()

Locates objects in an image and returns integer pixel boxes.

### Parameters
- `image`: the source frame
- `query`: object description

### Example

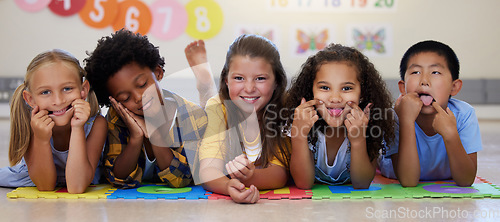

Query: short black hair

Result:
[399,40,460,81]
[84,29,165,107]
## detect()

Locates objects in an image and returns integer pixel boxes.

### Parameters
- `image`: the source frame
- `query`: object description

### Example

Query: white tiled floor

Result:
[0,119,499,222]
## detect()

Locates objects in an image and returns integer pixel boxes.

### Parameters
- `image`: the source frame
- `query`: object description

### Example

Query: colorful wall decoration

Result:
[14,0,224,40]
[346,24,393,57]
[289,24,336,57]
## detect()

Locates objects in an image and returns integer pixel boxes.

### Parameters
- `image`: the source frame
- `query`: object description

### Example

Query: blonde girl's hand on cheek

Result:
[345,102,372,143]
[30,105,54,141]
[109,97,146,139]
[225,154,255,182]
[431,101,457,137]
[291,98,323,138]
[70,99,90,128]
[227,179,260,204]
[394,92,422,123]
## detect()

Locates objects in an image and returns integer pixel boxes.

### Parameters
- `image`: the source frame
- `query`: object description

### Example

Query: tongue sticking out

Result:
[329,108,343,117]
[420,95,434,106]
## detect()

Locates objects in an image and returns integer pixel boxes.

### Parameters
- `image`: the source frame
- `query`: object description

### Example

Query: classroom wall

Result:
[1,0,500,118]
[1,0,500,79]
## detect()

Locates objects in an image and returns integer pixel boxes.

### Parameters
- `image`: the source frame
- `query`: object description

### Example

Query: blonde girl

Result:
[0,49,107,193]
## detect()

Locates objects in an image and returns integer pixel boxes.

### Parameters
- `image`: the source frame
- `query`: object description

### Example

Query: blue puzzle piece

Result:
[107,185,208,200]
[328,185,382,193]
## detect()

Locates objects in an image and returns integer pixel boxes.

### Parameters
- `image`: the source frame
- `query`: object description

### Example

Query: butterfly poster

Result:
[234,24,281,49]
[346,24,393,57]
[289,25,336,57]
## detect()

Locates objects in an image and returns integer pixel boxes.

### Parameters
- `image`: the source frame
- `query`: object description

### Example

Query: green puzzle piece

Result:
[311,184,408,200]
[136,186,192,194]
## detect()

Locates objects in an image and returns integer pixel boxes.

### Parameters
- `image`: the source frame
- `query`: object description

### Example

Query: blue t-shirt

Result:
[380,98,482,180]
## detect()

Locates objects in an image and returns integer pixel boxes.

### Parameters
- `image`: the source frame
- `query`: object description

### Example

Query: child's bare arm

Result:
[239,164,288,190]
[349,140,376,189]
[346,102,375,189]
[108,98,145,179]
[66,114,107,194]
[394,93,422,187]
[290,98,322,189]
[25,106,57,191]
[432,102,477,186]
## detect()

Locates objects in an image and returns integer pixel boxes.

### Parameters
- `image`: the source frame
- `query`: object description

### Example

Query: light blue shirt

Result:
[380,98,482,180]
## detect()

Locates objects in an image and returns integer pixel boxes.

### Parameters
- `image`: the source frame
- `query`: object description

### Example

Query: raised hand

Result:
[225,154,255,182]
[109,96,146,139]
[394,92,422,123]
[30,105,54,141]
[291,98,323,138]
[431,101,457,137]
[344,102,372,143]
[227,179,260,204]
[70,98,90,128]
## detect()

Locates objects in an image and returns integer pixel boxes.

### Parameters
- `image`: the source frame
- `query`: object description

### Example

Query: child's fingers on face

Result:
[431,101,446,114]
[43,115,53,125]
[31,105,41,117]
[344,118,352,130]
[364,103,373,117]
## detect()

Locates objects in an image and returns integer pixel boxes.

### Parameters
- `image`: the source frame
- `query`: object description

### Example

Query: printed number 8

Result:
[195,6,210,32]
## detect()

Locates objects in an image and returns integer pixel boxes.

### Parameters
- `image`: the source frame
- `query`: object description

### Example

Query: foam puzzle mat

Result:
[6,175,500,200]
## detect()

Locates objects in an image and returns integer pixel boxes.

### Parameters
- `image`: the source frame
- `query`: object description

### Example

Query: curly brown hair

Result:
[283,43,395,161]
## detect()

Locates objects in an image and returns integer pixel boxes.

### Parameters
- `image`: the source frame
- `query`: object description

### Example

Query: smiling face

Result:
[23,62,85,126]
[226,55,276,114]
[399,52,462,115]
[106,62,164,116]
[313,62,361,128]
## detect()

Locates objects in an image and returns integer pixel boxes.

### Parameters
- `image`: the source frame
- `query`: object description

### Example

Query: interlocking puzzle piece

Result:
[259,186,312,200]
[6,184,115,199]
[311,184,407,200]
[403,182,500,198]
[106,184,208,200]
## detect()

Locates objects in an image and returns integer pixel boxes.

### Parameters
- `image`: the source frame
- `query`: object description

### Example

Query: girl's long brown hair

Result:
[218,34,290,169]
[9,49,100,166]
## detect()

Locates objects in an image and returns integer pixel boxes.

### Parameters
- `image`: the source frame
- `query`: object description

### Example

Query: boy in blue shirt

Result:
[379,40,482,187]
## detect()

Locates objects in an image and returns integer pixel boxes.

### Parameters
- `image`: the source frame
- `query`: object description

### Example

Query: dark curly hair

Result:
[84,29,165,107]
[219,34,290,170]
[283,43,395,161]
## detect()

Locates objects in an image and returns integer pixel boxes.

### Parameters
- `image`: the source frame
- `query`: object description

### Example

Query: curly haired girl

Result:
[284,43,395,189]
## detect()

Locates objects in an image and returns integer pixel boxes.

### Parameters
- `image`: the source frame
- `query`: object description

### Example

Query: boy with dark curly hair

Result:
[84,29,210,188]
